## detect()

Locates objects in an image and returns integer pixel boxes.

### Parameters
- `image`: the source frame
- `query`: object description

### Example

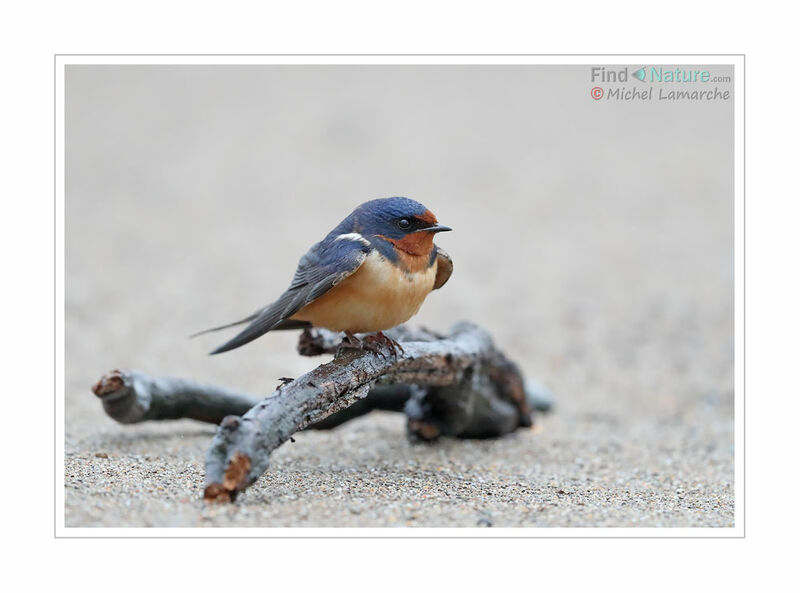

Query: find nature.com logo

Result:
[590,66,731,101]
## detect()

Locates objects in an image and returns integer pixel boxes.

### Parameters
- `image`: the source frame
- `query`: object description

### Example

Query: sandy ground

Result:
[64,64,734,528]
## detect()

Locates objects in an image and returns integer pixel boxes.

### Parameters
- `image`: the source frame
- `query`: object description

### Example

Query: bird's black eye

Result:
[398,218,411,230]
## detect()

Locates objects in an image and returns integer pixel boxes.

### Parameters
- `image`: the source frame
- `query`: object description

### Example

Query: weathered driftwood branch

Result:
[91,322,550,504]
[202,322,531,502]
[92,371,259,424]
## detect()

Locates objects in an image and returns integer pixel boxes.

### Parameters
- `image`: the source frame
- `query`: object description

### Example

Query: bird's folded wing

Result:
[209,239,370,354]
[433,246,453,290]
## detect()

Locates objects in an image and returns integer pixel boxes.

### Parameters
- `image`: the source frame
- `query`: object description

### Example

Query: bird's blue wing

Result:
[209,238,371,354]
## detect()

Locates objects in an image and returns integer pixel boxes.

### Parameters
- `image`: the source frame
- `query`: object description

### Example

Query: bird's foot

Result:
[336,331,364,356]
[364,331,405,357]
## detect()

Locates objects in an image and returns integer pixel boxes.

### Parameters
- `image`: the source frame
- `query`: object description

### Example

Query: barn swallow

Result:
[195,197,453,354]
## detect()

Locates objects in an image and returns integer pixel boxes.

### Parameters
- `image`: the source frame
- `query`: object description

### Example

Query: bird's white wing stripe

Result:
[334,232,371,246]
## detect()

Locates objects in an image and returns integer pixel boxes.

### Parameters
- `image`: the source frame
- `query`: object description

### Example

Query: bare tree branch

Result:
[201,322,531,502]
[90,322,540,504]
[92,371,259,424]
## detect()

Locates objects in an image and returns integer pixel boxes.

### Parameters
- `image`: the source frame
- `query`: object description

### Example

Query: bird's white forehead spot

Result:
[334,232,371,246]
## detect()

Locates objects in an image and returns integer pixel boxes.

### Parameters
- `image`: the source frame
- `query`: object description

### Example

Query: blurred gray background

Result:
[65,64,734,527]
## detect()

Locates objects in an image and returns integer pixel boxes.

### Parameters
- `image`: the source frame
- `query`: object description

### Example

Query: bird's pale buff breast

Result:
[290,251,438,333]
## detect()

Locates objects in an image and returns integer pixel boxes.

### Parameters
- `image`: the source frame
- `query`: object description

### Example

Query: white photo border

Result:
[55,54,744,538]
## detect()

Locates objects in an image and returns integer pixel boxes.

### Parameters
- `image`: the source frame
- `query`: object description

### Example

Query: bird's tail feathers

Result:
[207,317,312,355]
[188,310,262,339]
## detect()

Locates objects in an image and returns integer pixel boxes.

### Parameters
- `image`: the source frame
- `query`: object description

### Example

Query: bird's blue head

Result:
[349,197,451,256]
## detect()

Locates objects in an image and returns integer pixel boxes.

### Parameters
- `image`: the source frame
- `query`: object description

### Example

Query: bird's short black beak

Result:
[414,223,452,234]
